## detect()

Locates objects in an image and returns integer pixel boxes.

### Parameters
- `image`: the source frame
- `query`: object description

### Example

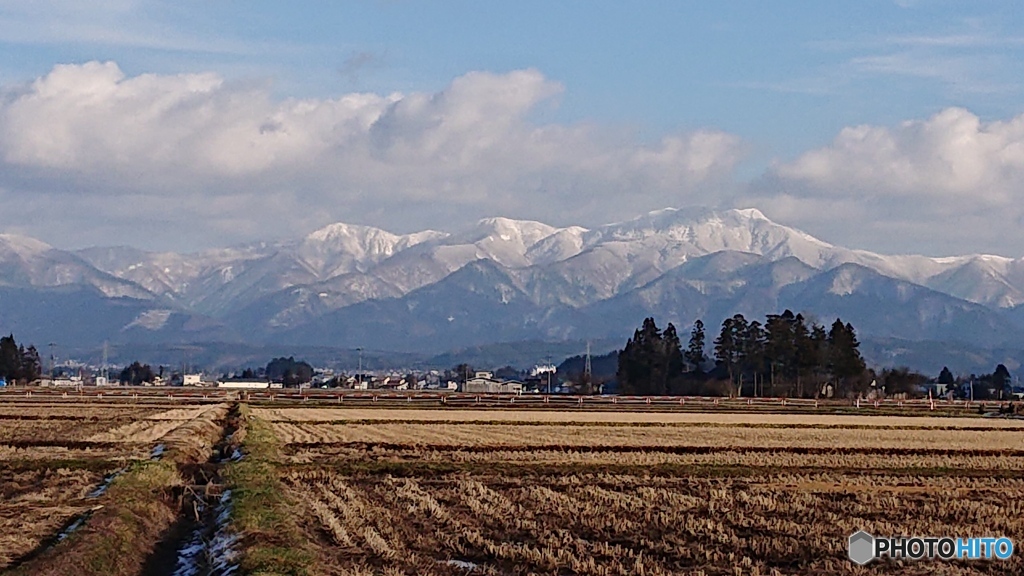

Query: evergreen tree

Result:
[639,318,664,393]
[792,314,816,397]
[807,323,828,397]
[617,329,642,395]
[993,364,1012,400]
[20,345,41,382]
[827,320,867,397]
[266,356,314,387]
[119,361,156,386]
[620,312,870,399]
[764,311,795,395]
[938,366,954,385]
[616,317,684,395]
[881,367,929,397]
[714,314,748,395]
[451,364,476,383]
[662,323,684,395]
[0,335,19,382]
[685,319,706,373]
[938,366,955,395]
[741,320,766,397]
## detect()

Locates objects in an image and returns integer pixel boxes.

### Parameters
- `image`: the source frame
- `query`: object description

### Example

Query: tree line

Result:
[0,334,41,384]
[617,311,868,398]
[118,356,317,386]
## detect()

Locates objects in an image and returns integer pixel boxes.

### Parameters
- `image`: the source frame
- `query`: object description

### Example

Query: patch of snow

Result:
[733,207,767,220]
[829,269,861,296]
[172,490,239,576]
[87,468,127,498]
[123,309,173,331]
[0,233,52,257]
[443,559,480,571]
[55,515,89,542]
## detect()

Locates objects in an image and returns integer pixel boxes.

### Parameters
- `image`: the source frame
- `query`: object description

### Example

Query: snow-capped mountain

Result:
[0,234,152,299]
[3,207,1024,371]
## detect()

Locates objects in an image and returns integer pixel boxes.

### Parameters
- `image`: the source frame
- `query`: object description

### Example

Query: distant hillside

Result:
[558,351,619,380]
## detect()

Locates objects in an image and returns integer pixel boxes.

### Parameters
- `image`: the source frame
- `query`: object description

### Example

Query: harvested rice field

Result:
[0,399,231,573]
[4,400,1024,574]
[252,406,1024,427]
[239,406,1024,575]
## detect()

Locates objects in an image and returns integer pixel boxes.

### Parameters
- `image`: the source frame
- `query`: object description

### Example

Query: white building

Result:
[216,380,270,389]
[464,371,523,394]
[52,376,83,388]
[183,374,203,387]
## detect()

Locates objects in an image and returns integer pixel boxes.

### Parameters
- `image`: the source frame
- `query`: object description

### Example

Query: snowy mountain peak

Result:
[595,207,780,240]
[733,207,768,220]
[469,217,559,246]
[305,222,397,244]
[299,222,448,276]
[0,233,54,257]
[11,203,1024,361]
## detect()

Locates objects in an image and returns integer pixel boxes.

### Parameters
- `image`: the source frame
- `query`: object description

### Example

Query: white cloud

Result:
[0,62,742,250]
[776,108,1024,201]
[758,107,1024,256]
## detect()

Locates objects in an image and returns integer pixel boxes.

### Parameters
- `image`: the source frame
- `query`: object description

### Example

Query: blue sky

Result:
[1,1,1024,256]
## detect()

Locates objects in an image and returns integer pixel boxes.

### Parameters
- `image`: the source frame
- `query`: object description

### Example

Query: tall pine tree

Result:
[827,319,866,397]
[662,323,684,395]
[685,319,706,374]
[617,317,685,395]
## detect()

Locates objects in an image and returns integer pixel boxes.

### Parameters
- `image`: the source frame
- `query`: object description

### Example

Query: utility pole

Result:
[102,341,109,385]
[545,356,552,394]
[584,341,592,381]
[48,342,56,381]
[357,347,363,388]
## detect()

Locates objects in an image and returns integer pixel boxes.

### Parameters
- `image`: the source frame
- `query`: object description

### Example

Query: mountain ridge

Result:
[0,207,1021,373]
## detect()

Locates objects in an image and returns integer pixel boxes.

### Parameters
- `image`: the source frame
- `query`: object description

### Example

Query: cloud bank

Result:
[759,107,1024,256]
[2,62,1024,258]
[0,62,741,250]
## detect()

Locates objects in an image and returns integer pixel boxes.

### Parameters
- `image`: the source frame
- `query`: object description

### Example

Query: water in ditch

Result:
[170,490,239,576]
[163,407,242,576]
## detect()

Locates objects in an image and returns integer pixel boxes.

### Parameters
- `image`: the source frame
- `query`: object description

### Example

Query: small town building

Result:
[464,371,523,394]
[217,379,271,389]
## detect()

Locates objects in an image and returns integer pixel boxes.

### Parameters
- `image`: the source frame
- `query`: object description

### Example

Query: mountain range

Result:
[4,207,1024,375]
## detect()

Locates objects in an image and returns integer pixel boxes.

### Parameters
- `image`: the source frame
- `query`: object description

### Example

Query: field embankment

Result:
[2,402,229,576]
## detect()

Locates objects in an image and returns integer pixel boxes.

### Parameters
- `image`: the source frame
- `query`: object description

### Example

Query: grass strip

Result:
[8,458,181,576]
[223,404,314,576]
[7,404,228,576]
